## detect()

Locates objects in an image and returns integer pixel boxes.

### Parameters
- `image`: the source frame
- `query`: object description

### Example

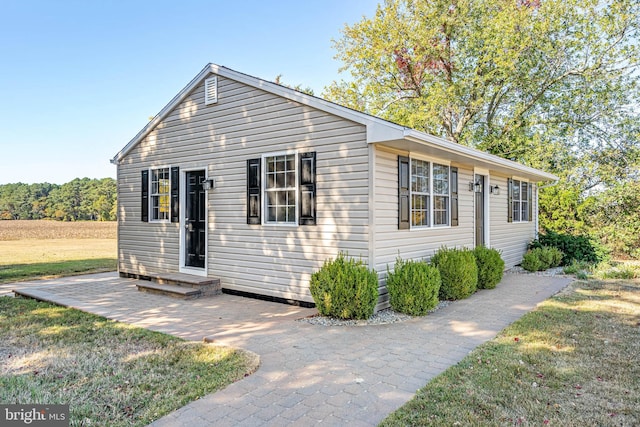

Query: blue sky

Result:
[0,0,379,184]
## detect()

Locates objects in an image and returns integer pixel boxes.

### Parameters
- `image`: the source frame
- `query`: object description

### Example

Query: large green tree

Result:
[324,0,640,190]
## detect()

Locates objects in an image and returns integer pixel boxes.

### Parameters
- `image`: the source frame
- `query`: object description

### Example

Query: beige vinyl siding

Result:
[117,75,369,303]
[372,147,475,306]
[489,175,537,267]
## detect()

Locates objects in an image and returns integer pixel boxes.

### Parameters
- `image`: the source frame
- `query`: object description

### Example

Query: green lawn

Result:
[0,297,259,426]
[381,278,640,426]
[0,238,116,284]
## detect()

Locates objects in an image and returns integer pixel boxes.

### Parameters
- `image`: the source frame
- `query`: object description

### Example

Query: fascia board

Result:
[110,64,214,164]
[402,130,558,182]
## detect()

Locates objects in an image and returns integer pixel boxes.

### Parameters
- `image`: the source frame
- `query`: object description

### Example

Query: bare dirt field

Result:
[0,220,116,240]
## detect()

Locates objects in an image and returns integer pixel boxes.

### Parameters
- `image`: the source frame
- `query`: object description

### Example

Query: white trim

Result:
[204,76,218,105]
[179,167,208,277]
[261,150,299,226]
[148,165,172,224]
[110,63,558,184]
[473,173,489,247]
[409,157,452,230]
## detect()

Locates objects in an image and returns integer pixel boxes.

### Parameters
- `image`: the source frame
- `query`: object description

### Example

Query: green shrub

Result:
[521,246,563,272]
[563,260,591,275]
[431,247,478,300]
[386,258,441,315]
[521,248,546,272]
[473,247,505,289]
[529,230,607,265]
[547,247,564,267]
[309,252,378,320]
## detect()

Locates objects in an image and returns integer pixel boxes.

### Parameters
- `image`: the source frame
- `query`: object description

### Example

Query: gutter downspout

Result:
[535,180,559,239]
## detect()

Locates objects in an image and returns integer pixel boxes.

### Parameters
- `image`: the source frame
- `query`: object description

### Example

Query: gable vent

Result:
[204,76,218,105]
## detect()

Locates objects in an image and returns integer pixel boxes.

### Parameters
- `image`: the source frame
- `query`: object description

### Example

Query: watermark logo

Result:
[1,405,69,426]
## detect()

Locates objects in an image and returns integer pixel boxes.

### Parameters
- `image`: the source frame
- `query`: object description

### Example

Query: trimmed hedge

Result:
[473,247,505,289]
[386,258,441,316]
[431,247,478,300]
[309,252,378,320]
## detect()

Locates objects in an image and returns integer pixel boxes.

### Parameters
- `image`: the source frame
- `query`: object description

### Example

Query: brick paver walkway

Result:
[5,272,572,426]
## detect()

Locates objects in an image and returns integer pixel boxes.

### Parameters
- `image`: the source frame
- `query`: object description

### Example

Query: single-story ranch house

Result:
[111,63,557,308]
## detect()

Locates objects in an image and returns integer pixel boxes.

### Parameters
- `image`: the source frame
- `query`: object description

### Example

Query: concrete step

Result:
[133,272,222,299]
[136,282,203,299]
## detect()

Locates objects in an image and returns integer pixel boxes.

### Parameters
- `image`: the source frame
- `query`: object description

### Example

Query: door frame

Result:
[179,167,208,276]
[474,169,491,247]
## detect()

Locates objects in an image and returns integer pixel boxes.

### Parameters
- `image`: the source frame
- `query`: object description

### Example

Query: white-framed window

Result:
[411,159,430,227]
[264,153,297,224]
[410,158,450,228]
[247,151,316,226]
[150,167,171,222]
[510,179,530,222]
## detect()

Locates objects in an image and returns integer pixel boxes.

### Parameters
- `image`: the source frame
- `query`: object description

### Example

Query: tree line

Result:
[0,178,116,221]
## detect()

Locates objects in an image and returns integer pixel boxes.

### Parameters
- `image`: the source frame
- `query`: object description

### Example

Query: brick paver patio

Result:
[5,272,572,426]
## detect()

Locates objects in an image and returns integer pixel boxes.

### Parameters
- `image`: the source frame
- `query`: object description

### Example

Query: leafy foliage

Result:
[0,178,116,221]
[386,258,441,315]
[521,246,563,272]
[310,252,379,319]
[326,0,640,259]
[473,247,505,290]
[529,231,605,265]
[431,247,478,300]
[583,180,640,259]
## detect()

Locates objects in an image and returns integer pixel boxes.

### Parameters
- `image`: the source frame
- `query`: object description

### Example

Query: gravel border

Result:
[298,267,569,326]
[297,301,451,327]
[506,266,566,276]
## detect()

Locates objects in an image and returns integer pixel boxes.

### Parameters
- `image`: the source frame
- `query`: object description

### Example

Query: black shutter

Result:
[299,152,316,225]
[141,170,149,222]
[507,178,513,223]
[398,156,410,230]
[247,158,261,224]
[170,166,179,223]
[528,182,533,222]
[450,167,459,226]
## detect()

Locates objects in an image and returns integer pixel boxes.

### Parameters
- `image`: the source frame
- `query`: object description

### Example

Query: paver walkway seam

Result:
[4,272,572,426]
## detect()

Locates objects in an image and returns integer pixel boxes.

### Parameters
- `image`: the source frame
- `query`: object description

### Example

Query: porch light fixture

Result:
[468,181,481,193]
[490,185,500,195]
[202,178,216,191]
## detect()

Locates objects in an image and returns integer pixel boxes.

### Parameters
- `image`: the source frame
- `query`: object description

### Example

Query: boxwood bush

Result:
[521,246,564,272]
[309,252,378,320]
[473,247,505,289]
[386,258,441,316]
[431,247,478,300]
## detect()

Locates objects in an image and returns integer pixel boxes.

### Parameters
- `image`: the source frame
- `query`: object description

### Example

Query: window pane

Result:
[411,160,429,193]
[264,155,297,223]
[286,170,295,188]
[433,164,449,194]
[434,195,449,225]
[513,201,521,222]
[150,167,170,221]
[411,194,429,227]
[513,180,521,200]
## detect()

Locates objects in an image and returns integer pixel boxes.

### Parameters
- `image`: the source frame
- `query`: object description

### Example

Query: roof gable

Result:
[111,63,557,182]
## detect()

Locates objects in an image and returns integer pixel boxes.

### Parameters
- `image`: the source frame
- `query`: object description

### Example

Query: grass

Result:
[0,220,117,284]
[0,297,259,426]
[381,278,640,426]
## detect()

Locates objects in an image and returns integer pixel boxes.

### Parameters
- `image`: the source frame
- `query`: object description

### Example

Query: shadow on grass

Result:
[0,258,116,284]
[0,297,258,427]
[381,279,640,427]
